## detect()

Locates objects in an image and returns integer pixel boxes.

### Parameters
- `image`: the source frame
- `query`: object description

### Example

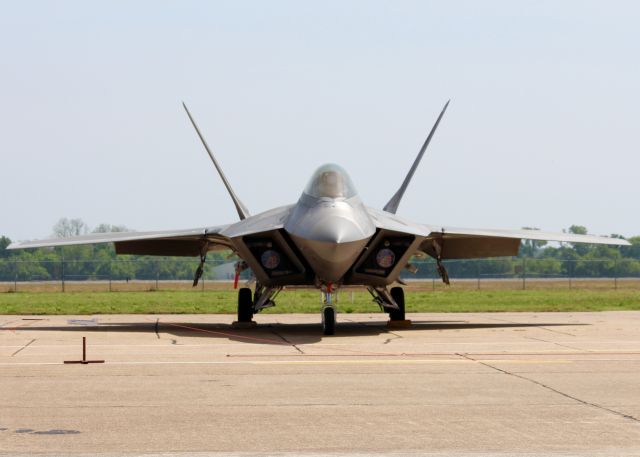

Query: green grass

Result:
[0,288,639,315]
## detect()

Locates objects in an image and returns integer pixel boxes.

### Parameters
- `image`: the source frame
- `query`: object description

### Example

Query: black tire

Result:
[237,288,254,322]
[322,307,336,335]
[389,286,405,321]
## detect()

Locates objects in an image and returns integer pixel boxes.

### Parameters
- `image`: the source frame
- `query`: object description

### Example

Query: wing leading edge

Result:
[7,225,233,257]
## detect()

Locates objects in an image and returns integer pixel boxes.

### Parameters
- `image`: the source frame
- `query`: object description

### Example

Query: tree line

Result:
[1,219,639,282]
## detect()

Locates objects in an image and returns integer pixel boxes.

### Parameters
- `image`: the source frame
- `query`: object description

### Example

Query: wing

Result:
[367,207,629,260]
[7,225,233,257]
[419,226,630,260]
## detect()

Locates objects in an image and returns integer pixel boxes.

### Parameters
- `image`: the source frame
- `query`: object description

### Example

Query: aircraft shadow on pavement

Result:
[2,319,589,346]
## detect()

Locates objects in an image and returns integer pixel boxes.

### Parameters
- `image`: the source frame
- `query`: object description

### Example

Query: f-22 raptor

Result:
[9,101,629,334]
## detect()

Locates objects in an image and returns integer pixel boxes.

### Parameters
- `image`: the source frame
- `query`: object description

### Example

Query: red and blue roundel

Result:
[376,248,395,269]
[261,249,281,270]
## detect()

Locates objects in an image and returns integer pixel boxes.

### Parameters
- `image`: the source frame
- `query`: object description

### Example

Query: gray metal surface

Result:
[182,102,250,221]
[383,100,450,214]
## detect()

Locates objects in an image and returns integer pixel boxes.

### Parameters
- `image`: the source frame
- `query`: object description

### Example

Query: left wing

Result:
[7,225,233,257]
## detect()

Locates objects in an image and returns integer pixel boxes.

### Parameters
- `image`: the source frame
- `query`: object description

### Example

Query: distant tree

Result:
[519,227,548,257]
[622,236,640,259]
[52,218,89,238]
[568,225,588,235]
[567,225,591,257]
[0,236,11,258]
[92,224,130,234]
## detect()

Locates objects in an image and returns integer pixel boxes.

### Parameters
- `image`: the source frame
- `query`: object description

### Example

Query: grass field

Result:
[1,283,639,314]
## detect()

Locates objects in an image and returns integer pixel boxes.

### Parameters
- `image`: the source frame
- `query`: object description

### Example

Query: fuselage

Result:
[283,164,376,282]
[226,163,421,290]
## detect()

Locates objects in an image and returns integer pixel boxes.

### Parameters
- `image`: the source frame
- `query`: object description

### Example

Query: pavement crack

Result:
[525,336,585,351]
[271,330,304,354]
[457,352,640,424]
[11,338,36,357]
[486,316,578,337]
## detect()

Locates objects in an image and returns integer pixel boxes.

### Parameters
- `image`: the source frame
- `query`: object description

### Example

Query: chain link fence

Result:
[1,257,639,292]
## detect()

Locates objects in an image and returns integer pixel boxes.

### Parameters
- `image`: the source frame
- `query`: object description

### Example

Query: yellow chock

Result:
[387,319,412,328]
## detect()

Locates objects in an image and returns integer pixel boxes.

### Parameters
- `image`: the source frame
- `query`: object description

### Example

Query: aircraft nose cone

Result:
[306,215,366,244]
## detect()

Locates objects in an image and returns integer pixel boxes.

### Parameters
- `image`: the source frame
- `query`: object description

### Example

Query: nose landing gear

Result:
[321,284,337,335]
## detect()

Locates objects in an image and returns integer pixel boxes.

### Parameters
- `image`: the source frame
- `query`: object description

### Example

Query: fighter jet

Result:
[9,101,629,334]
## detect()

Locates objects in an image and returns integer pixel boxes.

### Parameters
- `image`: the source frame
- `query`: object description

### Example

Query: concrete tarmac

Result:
[0,312,639,456]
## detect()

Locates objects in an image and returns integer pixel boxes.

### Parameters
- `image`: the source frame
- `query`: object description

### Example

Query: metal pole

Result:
[477,261,480,290]
[109,260,112,292]
[522,257,526,291]
[614,258,618,290]
[14,259,17,292]
[82,337,86,361]
[61,248,65,293]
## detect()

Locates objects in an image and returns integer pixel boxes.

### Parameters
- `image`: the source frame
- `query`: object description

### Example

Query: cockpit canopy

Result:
[303,163,358,199]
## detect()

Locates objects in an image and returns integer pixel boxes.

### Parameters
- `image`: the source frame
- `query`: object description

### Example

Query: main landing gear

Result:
[368,285,407,323]
[237,287,254,323]
[236,283,281,325]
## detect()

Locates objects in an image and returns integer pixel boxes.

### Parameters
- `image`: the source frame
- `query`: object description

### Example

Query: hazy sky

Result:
[1,0,638,241]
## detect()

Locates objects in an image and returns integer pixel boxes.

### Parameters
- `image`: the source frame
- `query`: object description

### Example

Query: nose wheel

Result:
[322,306,336,335]
[321,285,337,335]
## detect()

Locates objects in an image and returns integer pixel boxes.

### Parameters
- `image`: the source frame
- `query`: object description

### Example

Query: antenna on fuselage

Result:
[383,100,450,214]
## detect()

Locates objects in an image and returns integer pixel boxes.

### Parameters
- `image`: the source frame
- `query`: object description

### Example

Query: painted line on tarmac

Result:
[0,358,572,367]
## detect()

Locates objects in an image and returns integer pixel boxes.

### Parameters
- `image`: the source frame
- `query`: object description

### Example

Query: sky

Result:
[1,0,638,241]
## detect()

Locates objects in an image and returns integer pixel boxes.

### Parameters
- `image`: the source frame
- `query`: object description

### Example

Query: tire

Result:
[322,307,336,335]
[237,288,254,322]
[389,286,405,321]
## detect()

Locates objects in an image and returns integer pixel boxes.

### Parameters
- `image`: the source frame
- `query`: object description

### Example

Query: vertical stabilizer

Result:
[383,100,450,214]
[182,102,250,220]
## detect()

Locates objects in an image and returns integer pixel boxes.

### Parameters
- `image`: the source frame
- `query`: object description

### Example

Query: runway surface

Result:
[1,312,639,456]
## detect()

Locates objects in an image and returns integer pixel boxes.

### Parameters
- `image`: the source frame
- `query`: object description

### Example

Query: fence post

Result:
[522,257,526,290]
[61,249,65,293]
[476,261,480,290]
[614,258,618,290]
[14,258,18,292]
[109,260,112,292]
[568,261,572,289]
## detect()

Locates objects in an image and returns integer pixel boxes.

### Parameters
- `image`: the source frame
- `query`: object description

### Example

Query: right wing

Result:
[7,225,233,257]
[367,207,629,261]
[418,226,629,260]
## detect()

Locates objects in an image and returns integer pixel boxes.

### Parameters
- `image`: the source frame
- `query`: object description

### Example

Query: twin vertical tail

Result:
[383,100,450,214]
[182,102,250,221]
